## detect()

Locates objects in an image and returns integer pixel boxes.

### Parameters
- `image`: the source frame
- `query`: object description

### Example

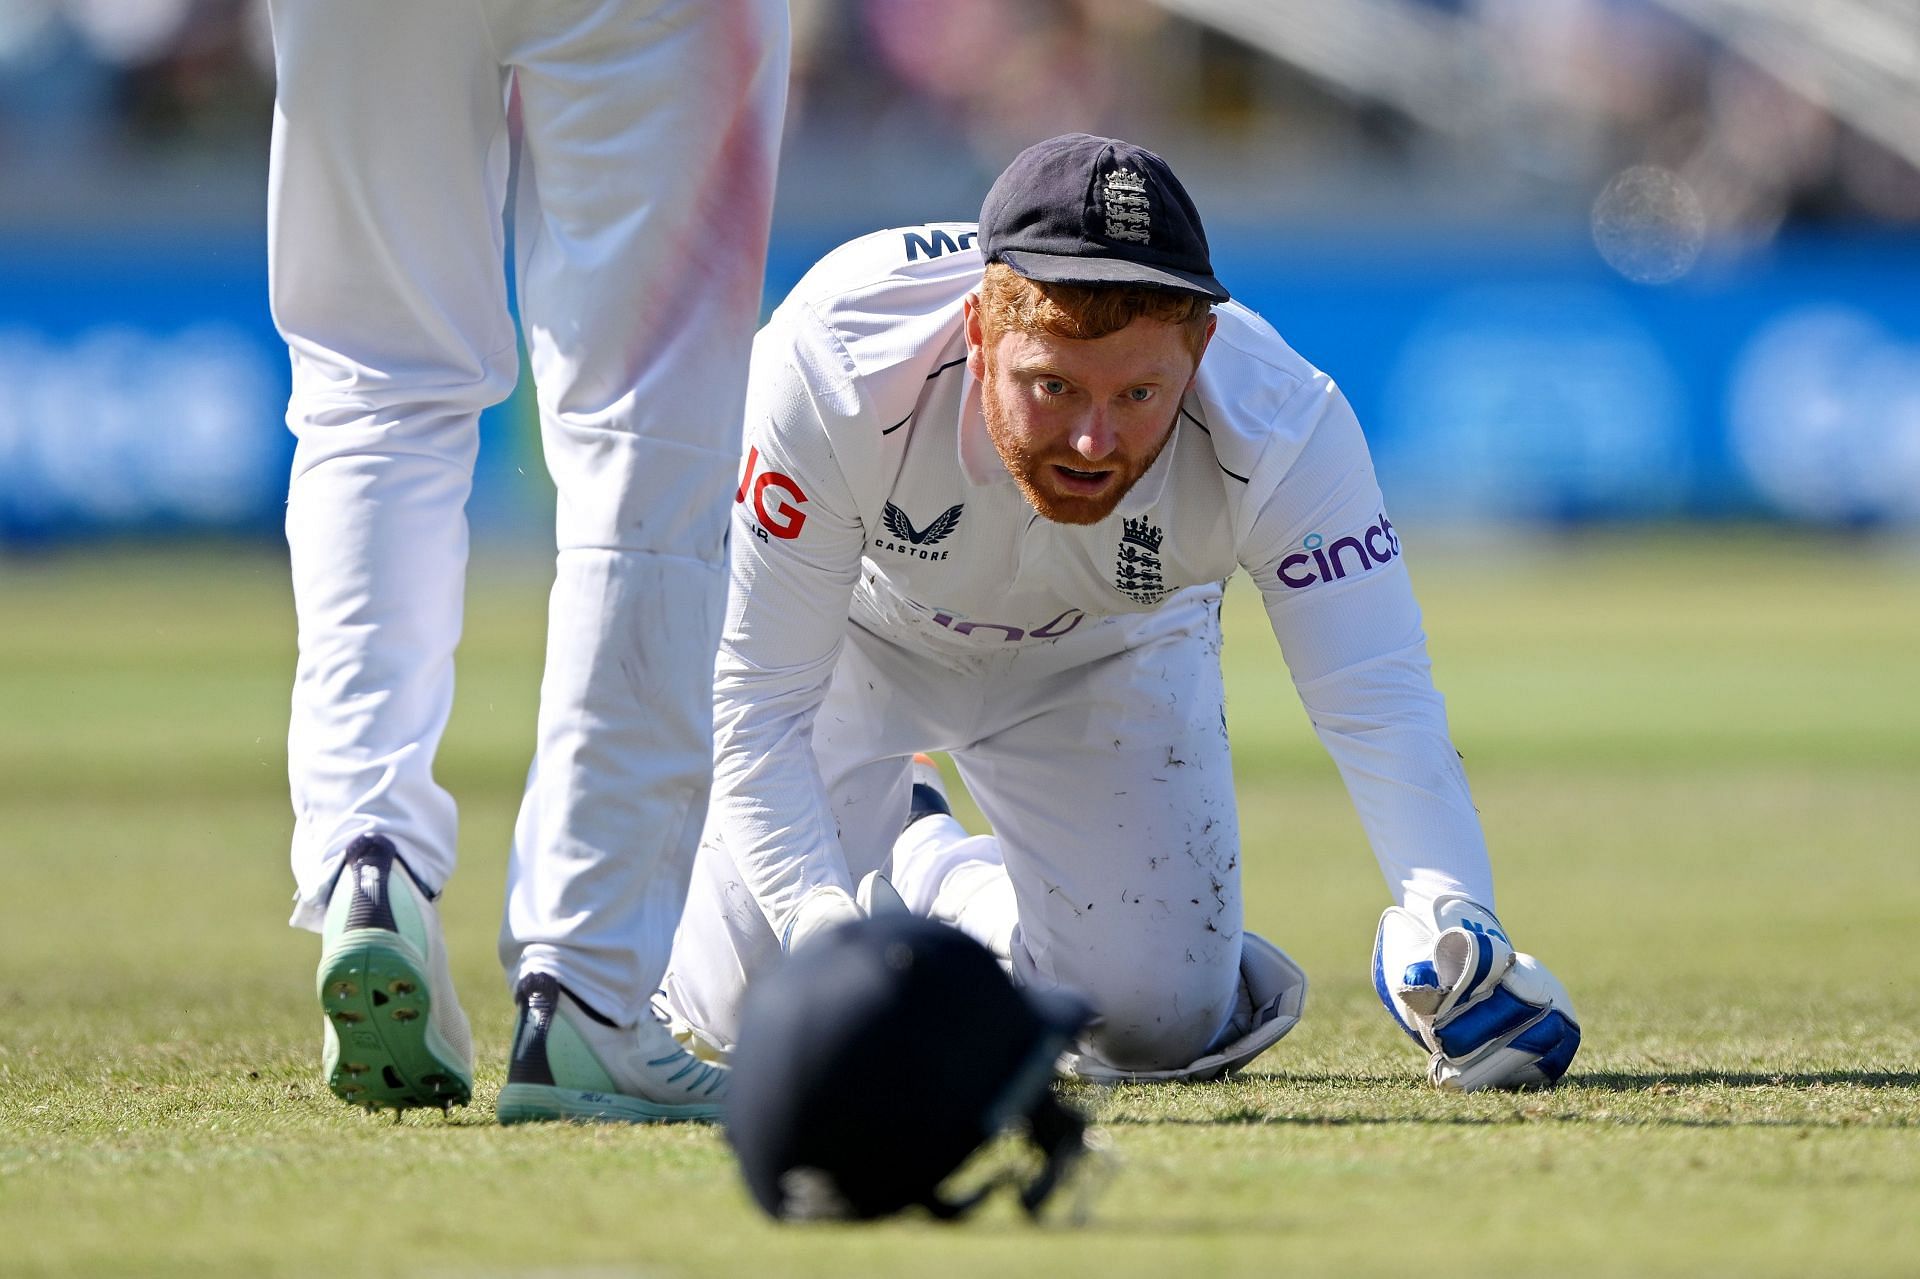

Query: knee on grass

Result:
[1060,947,1241,1073]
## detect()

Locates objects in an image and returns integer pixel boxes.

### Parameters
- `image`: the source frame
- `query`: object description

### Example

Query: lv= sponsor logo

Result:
[736,446,807,541]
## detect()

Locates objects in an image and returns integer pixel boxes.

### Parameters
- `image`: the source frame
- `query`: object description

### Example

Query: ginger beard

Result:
[975,320,1201,527]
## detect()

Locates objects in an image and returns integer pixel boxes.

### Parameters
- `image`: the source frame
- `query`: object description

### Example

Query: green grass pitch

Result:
[2,533,1916,1277]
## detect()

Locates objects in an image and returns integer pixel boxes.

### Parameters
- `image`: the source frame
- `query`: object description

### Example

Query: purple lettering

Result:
[1029,609,1085,639]
[1365,525,1391,562]
[1283,513,1403,592]
[1278,553,1316,589]
[1326,536,1370,580]
[949,620,1025,641]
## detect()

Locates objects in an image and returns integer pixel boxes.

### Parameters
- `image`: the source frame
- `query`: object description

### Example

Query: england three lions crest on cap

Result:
[1102,168,1151,245]
[977,133,1230,300]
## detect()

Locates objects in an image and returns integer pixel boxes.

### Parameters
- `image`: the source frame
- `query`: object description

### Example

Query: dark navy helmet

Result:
[725,914,1093,1222]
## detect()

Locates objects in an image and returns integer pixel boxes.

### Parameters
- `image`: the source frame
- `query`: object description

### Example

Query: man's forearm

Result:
[710,671,858,938]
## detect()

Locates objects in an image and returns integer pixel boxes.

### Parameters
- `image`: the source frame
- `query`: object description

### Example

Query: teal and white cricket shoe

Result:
[495,973,728,1125]
[316,834,473,1112]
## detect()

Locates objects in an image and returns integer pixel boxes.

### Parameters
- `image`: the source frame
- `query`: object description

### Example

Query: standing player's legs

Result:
[898,598,1248,1073]
[270,0,515,1108]
[495,0,789,1034]
[273,0,515,930]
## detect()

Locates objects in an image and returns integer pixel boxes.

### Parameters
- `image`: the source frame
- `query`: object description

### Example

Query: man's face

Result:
[966,296,1214,526]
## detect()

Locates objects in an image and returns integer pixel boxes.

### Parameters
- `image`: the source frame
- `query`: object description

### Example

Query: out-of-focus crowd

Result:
[0,0,1916,234]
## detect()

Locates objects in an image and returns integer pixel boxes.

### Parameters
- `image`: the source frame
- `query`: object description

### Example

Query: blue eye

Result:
[1039,379,1068,396]
[1128,386,1155,402]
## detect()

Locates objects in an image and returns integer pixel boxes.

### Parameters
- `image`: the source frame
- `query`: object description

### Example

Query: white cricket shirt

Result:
[714,224,1495,931]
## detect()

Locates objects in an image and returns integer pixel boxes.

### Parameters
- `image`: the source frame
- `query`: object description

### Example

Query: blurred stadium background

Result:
[4,0,1920,543]
[5,9,1918,1270]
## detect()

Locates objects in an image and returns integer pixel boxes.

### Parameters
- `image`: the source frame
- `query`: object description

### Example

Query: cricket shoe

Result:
[495,972,728,1124]
[316,834,473,1112]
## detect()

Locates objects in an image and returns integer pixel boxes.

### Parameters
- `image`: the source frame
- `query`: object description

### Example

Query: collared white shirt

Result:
[714,224,1493,932]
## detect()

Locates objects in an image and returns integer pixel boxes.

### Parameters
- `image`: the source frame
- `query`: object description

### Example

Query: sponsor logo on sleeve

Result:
[875,502,963,560]
[1113,516,1172,604]
[1275,513,1401,589]
[736,445,808,541]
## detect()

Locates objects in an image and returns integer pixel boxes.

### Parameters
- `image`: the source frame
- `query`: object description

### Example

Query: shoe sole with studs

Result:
[318,931,471,1111]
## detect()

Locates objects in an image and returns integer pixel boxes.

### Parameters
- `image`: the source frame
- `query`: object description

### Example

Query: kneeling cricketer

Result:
[660,133,1580,1090]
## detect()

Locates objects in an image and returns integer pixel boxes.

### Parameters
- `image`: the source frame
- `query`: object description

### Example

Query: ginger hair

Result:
[975,262,1212,359]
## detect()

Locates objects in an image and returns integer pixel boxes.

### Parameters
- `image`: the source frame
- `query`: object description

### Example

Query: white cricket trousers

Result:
[662,589,1248,1071]
[270,0,789,1025]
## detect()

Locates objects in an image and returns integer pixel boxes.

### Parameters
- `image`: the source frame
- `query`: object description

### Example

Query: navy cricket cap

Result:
[725,915,1094,1222]
[980,132,1230,303]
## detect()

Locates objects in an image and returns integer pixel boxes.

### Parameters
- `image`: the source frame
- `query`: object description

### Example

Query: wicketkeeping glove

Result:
[1372,893,1580,1091]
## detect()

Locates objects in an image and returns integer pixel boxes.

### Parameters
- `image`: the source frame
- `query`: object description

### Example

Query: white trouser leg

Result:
[891,818,1017,961]
[271,0,517,926]
[665,593,1243,1070]
[960,601,1244,1072]
[497,0,789,1024]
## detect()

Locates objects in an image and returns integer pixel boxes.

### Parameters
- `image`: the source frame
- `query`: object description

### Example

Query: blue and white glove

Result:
[1373,893,1580,1091]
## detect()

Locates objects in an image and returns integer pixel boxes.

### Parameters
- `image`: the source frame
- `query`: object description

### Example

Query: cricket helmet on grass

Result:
[726,914,1093,1222]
